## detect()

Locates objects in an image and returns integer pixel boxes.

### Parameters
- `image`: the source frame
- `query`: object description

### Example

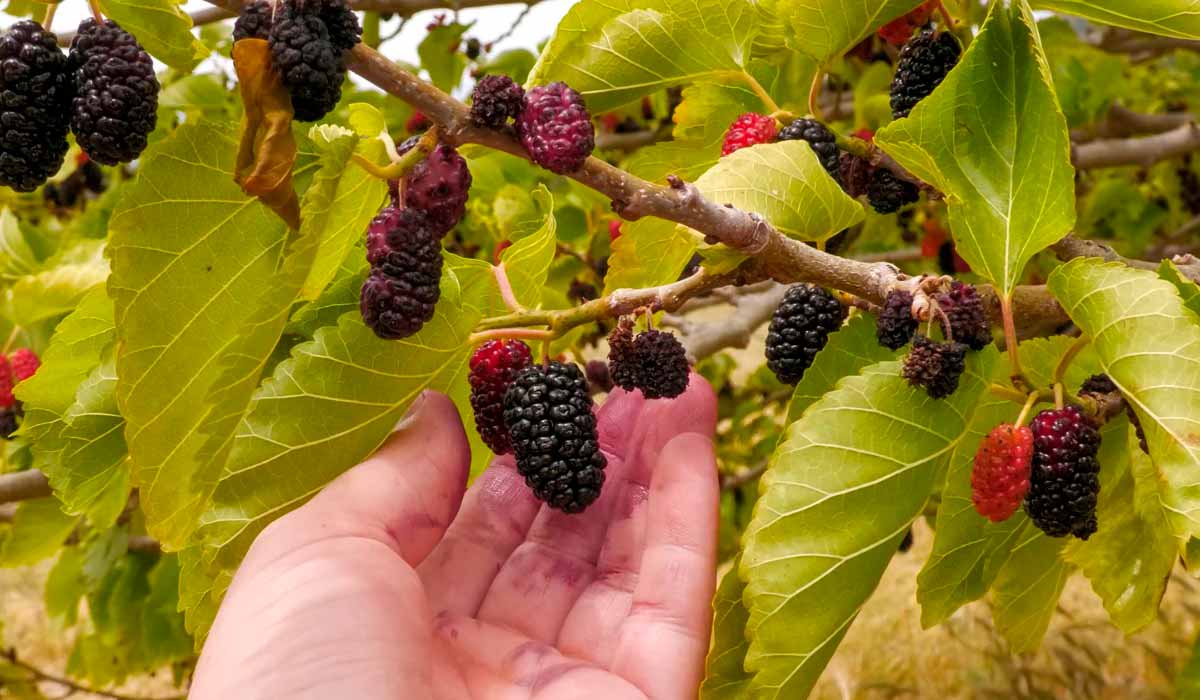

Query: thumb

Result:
[244,391,472,569]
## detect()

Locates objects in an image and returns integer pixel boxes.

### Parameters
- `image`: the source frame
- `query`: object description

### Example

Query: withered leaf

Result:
[233,39,301,230]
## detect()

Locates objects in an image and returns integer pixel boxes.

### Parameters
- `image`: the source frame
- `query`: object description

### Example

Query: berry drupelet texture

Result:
[971,424,1033,522]
[876,290,918,350]
[319,0,362,51]
[607,321,638,392]
[360,207,443,339]
[8,349,39,382]
[778,118,841,179]
[1024,404,1101,539]
[721,113,777,156]
[268,5,344,121]
[469,75,526,129]
[234,0,274,40]
[503,361,607,513]
[936,282,991,350]
[398,142,472,235]
[765,284,846,385]
[632,330,690,400]
[68,19,159,165]
[902,335,967,399]
[0,356,14,409]
[890,29,961,119]
[518,82,595,174]
[867,167,920,214]
[469,340,533,454]
[0,21,73,192]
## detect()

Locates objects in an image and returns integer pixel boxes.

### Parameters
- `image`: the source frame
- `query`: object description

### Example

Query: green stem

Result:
[1015,390,1041,426]
[351,127,439,182]
[362,11,381,49]
[1053,335,1090,385]
[736,71,780,114]
[467,328,554,346]
[835,133,872,158]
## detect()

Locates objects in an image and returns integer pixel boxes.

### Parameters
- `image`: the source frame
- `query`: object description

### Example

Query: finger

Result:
[611,432,719,699]
[433,613,645,700]
[417,454,541,616]
[474,388,645,642]
[558,375,718,665]
[242,392,471,571]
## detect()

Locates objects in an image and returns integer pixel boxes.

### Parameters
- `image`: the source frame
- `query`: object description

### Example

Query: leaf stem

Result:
[493,262,525,312]
[999,294,1028,390]
[808,69,823,121]
[989,383,1027,403]
[835,133,872,158]
[467,328,554,346]
[1,326,20,355]
[1053,334,1090,386]
[351,126,439,181]
[1054,382,1065,410]
[738,71,780,114]
[41,1,58,29]
[86,0,103,22]
[934,0,954,27]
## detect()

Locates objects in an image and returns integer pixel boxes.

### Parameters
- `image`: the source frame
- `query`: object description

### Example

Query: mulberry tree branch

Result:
[0,469,51,505]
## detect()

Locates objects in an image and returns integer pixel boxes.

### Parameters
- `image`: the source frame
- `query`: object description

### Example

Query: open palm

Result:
[192,377,719,700]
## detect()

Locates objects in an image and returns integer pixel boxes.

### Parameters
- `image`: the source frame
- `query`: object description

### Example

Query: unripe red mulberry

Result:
[0,356,14,409]
[518,82,595,174]
[971,424,1033,522]
[1024,405,1101,539]
[721,113,777,156]
[469,340,533,454]
[8,349,39,382]
[399,142,472,235]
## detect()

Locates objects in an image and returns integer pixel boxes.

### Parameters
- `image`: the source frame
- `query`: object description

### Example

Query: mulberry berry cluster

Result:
[469,78,595,174]
[764,285,846,385]
[503,361,607,512]
[0,348,40,440]
[237,0,361,122]
[885,281,991,400]
[607,322,690,400]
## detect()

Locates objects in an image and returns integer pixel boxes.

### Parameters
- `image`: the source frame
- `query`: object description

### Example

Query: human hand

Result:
[191,375,719,699]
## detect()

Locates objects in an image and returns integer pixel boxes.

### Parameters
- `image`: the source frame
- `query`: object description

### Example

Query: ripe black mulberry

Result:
[469,74,526,129]
[268,5,344,121]
[632,329,690,400]
[876,290,918,350]
[503,361,607,513]
[68,19,158,165]
[1024,404,1101,539]
[607,320,638,392]
[360,206,442,339]
[890,29,961,119]
[936,281,991,351]
[234,0,274,40]
[0,20,72,192]
[867,167,920,214]
[765,284,847,385]
[902,335,967,399]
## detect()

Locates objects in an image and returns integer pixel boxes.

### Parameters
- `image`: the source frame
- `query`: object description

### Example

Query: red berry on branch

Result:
[721,113,777,156]
[608,220,622,242]
[469,340,533,454]
[9,349,40,382]
[0,356,14,409]
[971,424,1033,522]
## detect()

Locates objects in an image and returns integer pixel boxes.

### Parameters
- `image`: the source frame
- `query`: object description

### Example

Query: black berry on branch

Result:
[902,335,967,399]
[1024,404,1101,539]
[607,320,638,392]
[360,206,443,339]
[68,19,158,165]
[936,281,991,351]
[890,29,961,119]
[234,0,274,40]
[778,118,841,179]
[469,340,533,454]
[765,284,846,385]
[1080,373,1148,454]
[971,424,1033,522]
[503,361,607,513]
[721,113,777,156]
[398,142,472,235]
[518,82,595,174]
[838,152,873,198]
[469,74,526,129]
[318,0,362,51]
[876,290,918,350]
[268,4,345,121]
[632,329,690,400]
[0,20,72,192]
[866,167,920,214]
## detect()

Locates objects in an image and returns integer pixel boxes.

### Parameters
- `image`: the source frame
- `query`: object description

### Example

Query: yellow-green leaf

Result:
[98,0,210,70]
[740,350,997,698]
[774,0,924,63]
[701,559,752,700]
[1048,259,1200,542]
[0,497,78,567]
[500,186,557,308]
[875,0,1076,295]
[1032,0,1200,40]
[990,522,1070,652]
[696,141,864,244]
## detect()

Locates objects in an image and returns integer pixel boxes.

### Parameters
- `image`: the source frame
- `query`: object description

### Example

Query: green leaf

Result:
[1048,259,1200,542]
[179,255,501,641]
[989,522,1069,652]
[1159,259,1200,319]
[603,218,698,294]
[0,208,37,280]
[528,0,763,112]
[107,121,300,547]
[418,22,470,93]
[739,350,997,698]
[287,255,368,337]
[774,0,924,63]
[1031,0,1200,40]
[298,120,389,300]
[785,313,898,423]
[674,81,771,146]
[917,336,1098,627]
[98,0,210,70]
[500,186,557,308]
[4,243,108,326]
[45,546,87,626]
[875,1,1076,296]
[694,141,865,244]
[0,497,78,567]
[701,559,752,700]
[1063,422,1175,633]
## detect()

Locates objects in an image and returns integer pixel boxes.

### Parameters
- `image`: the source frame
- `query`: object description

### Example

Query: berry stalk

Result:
[351,126,440,182]
[999,294,1028,390]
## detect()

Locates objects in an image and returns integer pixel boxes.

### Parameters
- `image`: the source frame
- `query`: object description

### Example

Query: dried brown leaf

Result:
[233,39,300,230]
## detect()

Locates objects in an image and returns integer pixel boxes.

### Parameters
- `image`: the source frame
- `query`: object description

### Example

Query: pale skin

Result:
[191,375,720,699]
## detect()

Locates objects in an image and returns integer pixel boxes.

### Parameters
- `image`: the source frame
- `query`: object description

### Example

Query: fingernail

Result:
[394,391,429,432]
